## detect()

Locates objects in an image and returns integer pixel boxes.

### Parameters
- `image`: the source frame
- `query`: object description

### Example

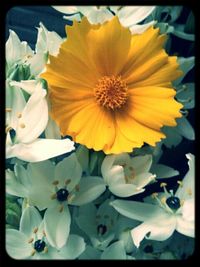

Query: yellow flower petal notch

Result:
[41,16,183,154]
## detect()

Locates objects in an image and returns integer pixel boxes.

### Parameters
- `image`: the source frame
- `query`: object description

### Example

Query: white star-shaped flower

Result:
[6,206,85,259]
[53,5,156,34]
[111,153,194,247]
[6,81,74,162]
[101,153,156,197]
[6,153,106,248]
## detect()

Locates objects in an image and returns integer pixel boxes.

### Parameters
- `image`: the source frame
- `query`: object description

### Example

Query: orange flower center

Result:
[94,75,128,110]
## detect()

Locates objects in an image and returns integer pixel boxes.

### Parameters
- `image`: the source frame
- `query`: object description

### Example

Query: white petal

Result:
[151,164,179,179]
[130,20,156,34]
[44,203,71,249]
[133,172,156,188]
[27,160,55,185]
[28,52,47,76]
[131,154,152,174]
[16,85,48,143]
[181,198,194,222]
[6,30,33,66]
[9,80,37,95]
[6,229,32,259]
[101,241,127,259]
[35,22,63,56]
[101,155,116,183]
[6,168,28,197]
[70,176,106,206]
[106,165,125,186]
[59,234,85,259]
[6,84,26,129]
[55,153,82,191]
[97,199,118,222]
[176,153,195,200]
[52,6,78,14]
[28,185,54,210]
[79,245,101,259]
[131,214,176,247]
[7,138,75,162]
[87,7,113,24]
[118,6,155,27]
[113,152,131,165]
[63,13,82,21]
[176,216,194,238]
[110,199,163,221]
[75,203,97,236]
[14,164,32,188]
[109,183,142,197]
[20,206,42,237]
[77,6,96,16]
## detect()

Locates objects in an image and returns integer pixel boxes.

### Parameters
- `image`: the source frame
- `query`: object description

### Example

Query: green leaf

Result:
[176,83,195,109]
[156,22,174,34]
[184,11,195,34]
[173,57,194,86]
[6,198,21,228]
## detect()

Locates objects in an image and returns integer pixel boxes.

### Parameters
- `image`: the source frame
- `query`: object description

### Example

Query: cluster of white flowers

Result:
[5,6,195,260]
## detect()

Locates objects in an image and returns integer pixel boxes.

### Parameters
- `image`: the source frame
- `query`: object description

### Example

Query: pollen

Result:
[58,205,64,213]
[161,197,166,204]
[65,179,71,185]
[186,188,192,196]
[20,123,26,128]
[177,180,183,187]
[160,182,167,188]
[151,192,158,198]
[17,113,22,118]
[30,249,36,256]
[52,180,59,185]
[28,237,34,243]
[33,227,38,234]
[94,75,128,110]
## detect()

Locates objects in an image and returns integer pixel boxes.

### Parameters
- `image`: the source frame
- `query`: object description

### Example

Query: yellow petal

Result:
[127,92,183,130]
[121,27,167,76]
[67,104,116,151]
[104,125,142,155]
[124,49,168,84]
[86,16,132,76]
[128,57,183,88]
[115,109,166,146]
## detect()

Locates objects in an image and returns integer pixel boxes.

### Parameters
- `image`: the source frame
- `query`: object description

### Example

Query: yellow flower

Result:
[41,16,183,154]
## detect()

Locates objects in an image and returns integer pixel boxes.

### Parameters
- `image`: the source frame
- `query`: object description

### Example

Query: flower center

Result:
[94,75,128,110]
[56,188,69,202]
[166,196,181,210]
[34,239,46,253]
[97,224,107,235]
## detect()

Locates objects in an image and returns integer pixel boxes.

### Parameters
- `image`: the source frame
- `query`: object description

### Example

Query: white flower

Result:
[75,199,119,250]
[28,22,63,76]
[6,153,106,248]
[101,153,156,197]
[6,206,85,259]
[111,153,195,247]
[53,5,156,34]
[6,30,33,69]
[79,241,134,260]
[6,81,74,162]
[6,24,63,78]
[10,79,62,140]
